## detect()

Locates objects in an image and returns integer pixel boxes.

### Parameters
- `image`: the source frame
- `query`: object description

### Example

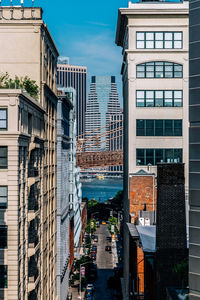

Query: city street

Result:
[94,224,115,300]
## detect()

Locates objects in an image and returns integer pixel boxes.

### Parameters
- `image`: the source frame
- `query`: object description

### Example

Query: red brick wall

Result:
[80,202,87,246]
[69,217,74,270]
[137,246,144,294]
[129,175,157,223]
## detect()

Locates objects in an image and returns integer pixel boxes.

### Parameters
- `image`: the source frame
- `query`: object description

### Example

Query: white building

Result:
[115,1,188,298]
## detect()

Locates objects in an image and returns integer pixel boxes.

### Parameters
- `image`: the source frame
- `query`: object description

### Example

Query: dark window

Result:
[0,147,8,169]
[165,120,173,136]
[136,149,182,165]
[174,120,182,136]
[136,120,145,136]
[0,109,7,130]
[0,186,8,209]
[136,149,145,165]
[146,149,154,165]
[155,120,163,136]
[146,120,154,136]
[0,226,7,249]
[136,120,182,136]
[0,265,7,288]
[28,113,32,135]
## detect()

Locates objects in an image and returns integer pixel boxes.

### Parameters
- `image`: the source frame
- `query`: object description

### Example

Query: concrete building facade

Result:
[56,89,75,300]
[189,0,200,297]
[115,1,189,298]
[57,60,87,137]
[0,6,59,300]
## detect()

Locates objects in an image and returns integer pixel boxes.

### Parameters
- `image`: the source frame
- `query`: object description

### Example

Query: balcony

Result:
[28,223,39,248]
[28,167,39,178]
[28,256,39,292]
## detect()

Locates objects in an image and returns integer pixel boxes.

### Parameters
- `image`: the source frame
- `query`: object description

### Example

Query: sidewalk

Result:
[69,285,85,300]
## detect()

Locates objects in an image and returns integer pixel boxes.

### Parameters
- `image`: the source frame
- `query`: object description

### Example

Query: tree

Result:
[0,73,39,100]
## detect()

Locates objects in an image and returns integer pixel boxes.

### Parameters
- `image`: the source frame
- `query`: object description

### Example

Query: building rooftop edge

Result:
[0,89,45,112]
[57,64,87,69]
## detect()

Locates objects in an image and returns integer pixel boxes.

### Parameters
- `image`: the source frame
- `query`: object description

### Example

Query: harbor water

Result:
[81,178,123,202]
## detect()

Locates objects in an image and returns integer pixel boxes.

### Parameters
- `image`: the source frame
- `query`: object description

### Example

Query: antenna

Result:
[32,0,35,7]
[21,0,24,6]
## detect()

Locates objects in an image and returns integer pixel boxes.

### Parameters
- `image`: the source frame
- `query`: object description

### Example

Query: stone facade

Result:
[0,6,59,300]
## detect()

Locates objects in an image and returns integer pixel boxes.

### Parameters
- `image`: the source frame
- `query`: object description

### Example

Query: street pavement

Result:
[93,224,115,300]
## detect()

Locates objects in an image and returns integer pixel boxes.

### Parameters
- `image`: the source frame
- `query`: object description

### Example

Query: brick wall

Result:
[129,175,157,223]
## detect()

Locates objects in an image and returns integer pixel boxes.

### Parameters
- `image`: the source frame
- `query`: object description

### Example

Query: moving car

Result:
[105,245,111,252]
[102,221,106,225]
[94,236,98,242]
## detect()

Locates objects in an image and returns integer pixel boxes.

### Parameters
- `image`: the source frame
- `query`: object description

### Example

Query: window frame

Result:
[136,90,183,107]
[0,108,7,131]
[136,62,183,79]
[0,226,7,249]
[136,119,182,137]
[136,31,183,49]
[0,186,8,209]
[136,148,183,166]
[0,265,8,289]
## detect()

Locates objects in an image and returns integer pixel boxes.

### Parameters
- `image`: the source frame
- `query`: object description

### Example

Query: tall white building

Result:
[85,76,121,151]
[115,0,189,298]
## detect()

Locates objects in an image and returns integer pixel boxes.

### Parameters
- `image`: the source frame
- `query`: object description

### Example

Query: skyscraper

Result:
[57,60,87,136]
[85,76,121,151]
[189,0,200,297]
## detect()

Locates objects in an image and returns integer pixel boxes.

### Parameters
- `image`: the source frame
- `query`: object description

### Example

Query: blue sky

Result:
[3,0,128,105]
[38,0,128,105]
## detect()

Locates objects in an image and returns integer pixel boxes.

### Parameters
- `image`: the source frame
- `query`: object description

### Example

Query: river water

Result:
[81,178,123,202]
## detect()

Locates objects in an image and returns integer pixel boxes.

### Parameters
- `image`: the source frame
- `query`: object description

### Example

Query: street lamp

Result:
[79,261,90,300]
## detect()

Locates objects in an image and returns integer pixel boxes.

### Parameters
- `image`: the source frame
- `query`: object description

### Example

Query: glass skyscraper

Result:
[57,58,87,136]
[85,76,121,151]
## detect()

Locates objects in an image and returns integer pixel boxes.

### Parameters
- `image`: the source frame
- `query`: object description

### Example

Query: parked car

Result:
[94,236,98,242]
[92,245,97,251]
[106,236,111,242]
[91,234,95,239]
[91,253,96,261]
[105,245,111,252]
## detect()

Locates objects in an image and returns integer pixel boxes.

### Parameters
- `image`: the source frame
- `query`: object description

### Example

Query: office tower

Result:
[85,76,121,151]
[108,113,123,174]
[189,0,200,297]
[115,1,188,298]
[57,60,87,136]
[0,6,58,300]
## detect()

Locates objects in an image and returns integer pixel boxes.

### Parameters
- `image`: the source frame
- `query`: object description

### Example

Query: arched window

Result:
[136,61,183,78]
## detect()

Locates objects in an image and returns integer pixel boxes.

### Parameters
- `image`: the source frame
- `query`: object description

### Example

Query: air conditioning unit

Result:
[139,217,144,226]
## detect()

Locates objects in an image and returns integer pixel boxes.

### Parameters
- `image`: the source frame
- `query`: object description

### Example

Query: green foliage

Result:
[108,217,119,234]
[86,219,97,234]
[173,258,188,285]
[87,198,99,208]
[0,73,39,100]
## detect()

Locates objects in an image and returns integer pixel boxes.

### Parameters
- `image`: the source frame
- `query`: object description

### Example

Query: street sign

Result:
[80,266,85,277]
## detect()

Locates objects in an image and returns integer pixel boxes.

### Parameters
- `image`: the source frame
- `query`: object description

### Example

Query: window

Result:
[0,226,7,249]
[136,90,183,107]
[136,120,182,137]
[136,149,182,165]
[0,147,8,169]
[0,186,8,209]
[136,32,183,49]
[0,109,7,130]
[136,62,183,78]
[0,265,7,288]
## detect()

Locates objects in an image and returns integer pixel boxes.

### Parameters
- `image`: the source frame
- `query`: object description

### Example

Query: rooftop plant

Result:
[0,72,39,100]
